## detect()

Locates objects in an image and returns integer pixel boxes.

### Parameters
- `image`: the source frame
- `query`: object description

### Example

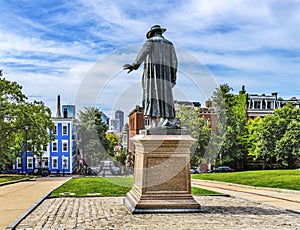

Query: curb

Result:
[6,177,72,230]
[191,179,300,195]
[0,178,32,187]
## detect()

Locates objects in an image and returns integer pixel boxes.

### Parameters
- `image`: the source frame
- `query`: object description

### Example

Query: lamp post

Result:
[25,125,29,176]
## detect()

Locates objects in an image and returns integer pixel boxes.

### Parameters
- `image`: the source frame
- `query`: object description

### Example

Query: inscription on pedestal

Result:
[145,156,188,193]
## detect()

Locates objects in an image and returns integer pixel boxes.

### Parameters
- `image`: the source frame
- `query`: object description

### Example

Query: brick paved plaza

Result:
[16,196,300,230]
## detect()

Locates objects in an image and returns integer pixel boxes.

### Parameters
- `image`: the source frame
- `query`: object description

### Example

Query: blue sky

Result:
[1,0,300,119]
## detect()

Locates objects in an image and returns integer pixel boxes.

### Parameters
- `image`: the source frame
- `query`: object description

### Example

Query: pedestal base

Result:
[124,187,202,213]
[125,134,201,213]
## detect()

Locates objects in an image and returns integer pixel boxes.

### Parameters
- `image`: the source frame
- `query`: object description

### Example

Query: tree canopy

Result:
[77,107,110,167]
[211,84,248,169]
[247,103,300,168]
[0,71,54,171]
[176,105,211,166]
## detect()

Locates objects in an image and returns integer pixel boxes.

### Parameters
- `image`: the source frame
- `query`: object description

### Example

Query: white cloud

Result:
[1,0,300,119]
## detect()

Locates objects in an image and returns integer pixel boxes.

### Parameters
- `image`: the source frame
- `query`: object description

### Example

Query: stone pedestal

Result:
[124,133,202,213]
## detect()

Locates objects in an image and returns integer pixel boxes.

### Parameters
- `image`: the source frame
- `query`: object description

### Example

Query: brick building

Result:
[128,106,145,153]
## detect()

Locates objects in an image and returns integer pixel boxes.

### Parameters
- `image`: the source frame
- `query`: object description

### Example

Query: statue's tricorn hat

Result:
[146,25,166,39]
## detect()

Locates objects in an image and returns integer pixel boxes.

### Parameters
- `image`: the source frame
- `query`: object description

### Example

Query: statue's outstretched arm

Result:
[123,41,151,74]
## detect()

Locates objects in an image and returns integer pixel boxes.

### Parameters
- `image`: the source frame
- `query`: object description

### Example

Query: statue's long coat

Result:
[133,35,178,119]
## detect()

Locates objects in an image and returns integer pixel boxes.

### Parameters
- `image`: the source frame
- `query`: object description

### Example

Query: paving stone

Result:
[15,196,300,230]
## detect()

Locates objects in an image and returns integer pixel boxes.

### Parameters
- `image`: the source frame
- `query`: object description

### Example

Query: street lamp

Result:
[25,125,29,176]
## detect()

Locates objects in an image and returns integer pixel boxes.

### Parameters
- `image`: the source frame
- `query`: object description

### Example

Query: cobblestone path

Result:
[16,196,300,230]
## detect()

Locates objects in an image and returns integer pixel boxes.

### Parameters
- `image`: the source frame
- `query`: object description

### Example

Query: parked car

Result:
[111,166,121,175]
[208,166,233,173]
[87,167,99,176]
[190,167,201,174]
[33,167,50,177]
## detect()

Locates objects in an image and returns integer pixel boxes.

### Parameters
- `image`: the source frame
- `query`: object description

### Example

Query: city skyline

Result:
[1,1,300,119]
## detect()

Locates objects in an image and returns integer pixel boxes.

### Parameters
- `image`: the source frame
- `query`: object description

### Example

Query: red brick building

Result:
[199,100,218,134]
[128,106,145,153]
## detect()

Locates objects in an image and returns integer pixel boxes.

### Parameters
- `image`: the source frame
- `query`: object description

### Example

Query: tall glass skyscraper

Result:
[115,110,124,132]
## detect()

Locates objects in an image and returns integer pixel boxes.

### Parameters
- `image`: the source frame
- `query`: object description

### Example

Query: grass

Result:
[192,186,220,195]
[50,177,132,197]
[50,176,219,197]
[0,174,29,184]
[191,169,300,191]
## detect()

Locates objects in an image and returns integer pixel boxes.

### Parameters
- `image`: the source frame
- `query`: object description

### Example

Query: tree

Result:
[106,132,119,155]
[114,149,127,166]
[254,115,279,169]
[0,72,54,171]
[211,84,248,169]
[176,105,211,166]
[246,116,263,161]
[247,103,300,168]
[275,120,300,168]
[11,101,54,163]
[77,107,109,167]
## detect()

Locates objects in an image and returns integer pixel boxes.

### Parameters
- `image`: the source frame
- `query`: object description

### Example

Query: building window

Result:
[62,125,68,135]
[144,118,150,127]
[35,157,41,168]
[52,157,58,169]
[27,157,33,169]
[53,125,57,135]
[62,141,68,152]
[62,157,68,169]
[52,141,58,152]
[43,157,49,168]
[17,157,22,168]
[27,144,33,151]
[43,145,47,151]
[254,101,261,109]
[267,101,275,110]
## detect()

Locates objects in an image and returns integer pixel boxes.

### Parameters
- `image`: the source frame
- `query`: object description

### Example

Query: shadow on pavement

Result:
[202,205,289,215]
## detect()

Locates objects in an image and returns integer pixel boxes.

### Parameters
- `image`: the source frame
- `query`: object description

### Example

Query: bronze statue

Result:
[124,25,178,128]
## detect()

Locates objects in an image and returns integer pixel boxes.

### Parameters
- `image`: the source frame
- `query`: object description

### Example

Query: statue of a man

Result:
[124,25,178,128]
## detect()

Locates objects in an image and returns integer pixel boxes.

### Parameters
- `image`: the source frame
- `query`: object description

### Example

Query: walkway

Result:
[2,177,300,229]
[15,196,300,229]
[0,177,70,229]
[192,179,300,213]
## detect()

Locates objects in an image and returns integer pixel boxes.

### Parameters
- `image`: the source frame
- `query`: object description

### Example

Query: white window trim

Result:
[42,144,48,151]
[62,141,68,152]
[52,157,58,169]
[35,157,41,168]
[52,141,58,152]
[27,157,33,169]
[53,125,57,135]
[42,157,49,168]
[17,157,22,169]
[62,124,68,135]
[62,157,68,169]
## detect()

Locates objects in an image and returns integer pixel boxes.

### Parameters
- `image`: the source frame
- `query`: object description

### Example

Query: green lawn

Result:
[191,186,219,195]
[50,177,218,197]
[192,169,300,191]
[0,174,29,184]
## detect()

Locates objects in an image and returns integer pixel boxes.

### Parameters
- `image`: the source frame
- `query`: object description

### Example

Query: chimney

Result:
[205,100,212,108]
[56,95,61,118]
[239,85,246,95]
[272,92,278,99]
